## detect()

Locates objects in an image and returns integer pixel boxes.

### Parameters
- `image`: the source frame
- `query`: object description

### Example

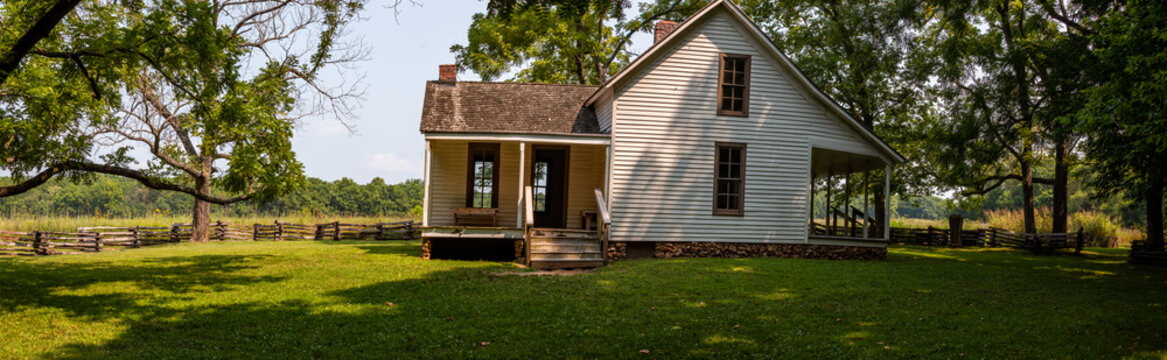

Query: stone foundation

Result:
[607,241,886,261]
[421,238,432,259]
[606,242,627,260]
[514,239,526,264]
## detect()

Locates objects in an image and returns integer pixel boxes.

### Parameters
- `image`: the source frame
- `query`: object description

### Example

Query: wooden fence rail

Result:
[888,226,1083,254]
[0,220,415,256]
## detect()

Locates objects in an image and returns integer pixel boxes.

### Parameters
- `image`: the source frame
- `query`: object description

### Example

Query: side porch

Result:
[807,146,892,247]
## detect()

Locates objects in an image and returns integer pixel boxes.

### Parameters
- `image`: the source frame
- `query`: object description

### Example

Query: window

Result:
[466,143,500,208]
[714,142,746,215]
[532,161,548,212]
[718,53,751,116]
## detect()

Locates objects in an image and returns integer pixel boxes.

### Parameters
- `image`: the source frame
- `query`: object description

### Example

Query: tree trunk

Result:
[190,175,211,242]
[1021,160,1037,233]
[1052,140,1069,233]
[1000,3,1036,234]
[874,176,886,238]
[1147,176,1164,252]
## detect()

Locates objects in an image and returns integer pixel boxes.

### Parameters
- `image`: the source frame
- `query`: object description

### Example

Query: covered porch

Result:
[420,133,612,267]
[808,146,892,244]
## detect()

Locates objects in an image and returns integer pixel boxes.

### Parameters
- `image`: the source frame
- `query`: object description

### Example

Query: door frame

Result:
[531,145,570,228]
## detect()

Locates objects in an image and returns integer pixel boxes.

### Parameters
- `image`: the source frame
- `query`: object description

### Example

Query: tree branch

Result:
[1037,0,1088,34]
[0,0,82,86]
[30,49,102,99]
[601,0,684,72]
[961,174,1055,196]
[0,161,253,204]
[137,72,200,158]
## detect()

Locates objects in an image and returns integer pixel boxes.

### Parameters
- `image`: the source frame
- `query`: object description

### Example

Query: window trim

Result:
[716,53,751,117]
[713,142,747,216]
[465,143,501,208]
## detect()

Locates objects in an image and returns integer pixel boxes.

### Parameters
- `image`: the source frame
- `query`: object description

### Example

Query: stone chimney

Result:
[654,20,680,44]
[438,64,457,83]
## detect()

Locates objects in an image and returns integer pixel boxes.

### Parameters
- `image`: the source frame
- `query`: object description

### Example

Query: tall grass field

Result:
[884,209,1145,248]
[0,214,417,233]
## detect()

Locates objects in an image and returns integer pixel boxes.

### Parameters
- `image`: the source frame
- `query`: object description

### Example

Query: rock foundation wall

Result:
[607,241,886,261]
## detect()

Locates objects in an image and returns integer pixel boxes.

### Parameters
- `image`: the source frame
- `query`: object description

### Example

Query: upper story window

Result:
[713,142,746,216]
[718,53,751,117]
[466,143,499,208]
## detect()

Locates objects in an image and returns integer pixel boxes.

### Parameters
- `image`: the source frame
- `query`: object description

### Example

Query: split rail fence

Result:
[1130,240,1167,265]
[888,226,1084,254]
[0,220,414,256]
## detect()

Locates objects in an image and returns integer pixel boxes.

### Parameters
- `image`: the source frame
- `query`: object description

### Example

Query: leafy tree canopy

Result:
[452,0,706,84]
[0,0,369,241]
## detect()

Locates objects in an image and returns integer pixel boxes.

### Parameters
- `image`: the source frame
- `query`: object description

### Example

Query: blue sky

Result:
[298,1,654,184]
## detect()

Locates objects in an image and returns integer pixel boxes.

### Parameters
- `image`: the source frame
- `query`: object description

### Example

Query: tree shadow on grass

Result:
[23,245,1167,359]
[0,254,284,321]
[316,240,423,257]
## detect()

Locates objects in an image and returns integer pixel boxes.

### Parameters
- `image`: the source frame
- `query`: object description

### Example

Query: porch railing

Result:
[594,188,612,264]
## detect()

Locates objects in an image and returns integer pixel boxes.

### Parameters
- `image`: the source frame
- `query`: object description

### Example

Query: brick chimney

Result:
[654,20,680,44]
[438,64,457,83]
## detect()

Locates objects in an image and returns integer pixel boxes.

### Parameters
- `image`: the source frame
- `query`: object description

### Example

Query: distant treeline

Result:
[0,175,423,218]
[4,171,1142,228]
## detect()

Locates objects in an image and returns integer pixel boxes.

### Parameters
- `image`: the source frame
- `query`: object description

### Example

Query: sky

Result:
[298,1,654,185]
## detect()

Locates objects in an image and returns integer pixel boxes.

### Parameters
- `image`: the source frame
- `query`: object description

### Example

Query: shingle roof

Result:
[419,81,603,135]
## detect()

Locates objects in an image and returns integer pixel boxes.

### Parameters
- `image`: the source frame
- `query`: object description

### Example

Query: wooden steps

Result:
[528,228,604,270]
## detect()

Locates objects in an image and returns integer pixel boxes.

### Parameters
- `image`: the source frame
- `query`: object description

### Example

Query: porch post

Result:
[607,99,617,211]
[423,139,432,227]
[605,143,614,206]
[809,172,815,227]
[844,169,852,236]
[863,170,869,238]
[517,141,526,228]
[884,164,891,240]
[826,170,833,235]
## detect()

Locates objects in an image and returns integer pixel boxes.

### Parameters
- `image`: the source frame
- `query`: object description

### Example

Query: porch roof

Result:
[419,81,602,135]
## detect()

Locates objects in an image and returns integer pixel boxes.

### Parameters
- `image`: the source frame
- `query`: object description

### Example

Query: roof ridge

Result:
[432,80,599,88]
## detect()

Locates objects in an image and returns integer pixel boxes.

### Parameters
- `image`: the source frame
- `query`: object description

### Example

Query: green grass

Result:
[1,242,1164,359]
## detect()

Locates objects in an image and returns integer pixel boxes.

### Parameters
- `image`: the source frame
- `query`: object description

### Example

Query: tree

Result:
[925,0,1072,233]
[740,0,935,232]
[451,0,705,84]
[1073,0,1167,251]
[0,0,369,241]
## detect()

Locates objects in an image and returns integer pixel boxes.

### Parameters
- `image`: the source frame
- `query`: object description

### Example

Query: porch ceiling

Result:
[810,147,886,177]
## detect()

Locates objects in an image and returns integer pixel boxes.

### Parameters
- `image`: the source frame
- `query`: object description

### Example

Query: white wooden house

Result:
[418,0,905,269]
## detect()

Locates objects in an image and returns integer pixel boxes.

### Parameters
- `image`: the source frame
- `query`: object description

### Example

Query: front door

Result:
[532,147,568,228]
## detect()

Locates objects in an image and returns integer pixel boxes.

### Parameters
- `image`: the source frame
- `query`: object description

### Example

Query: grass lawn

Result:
[1,242,1164,359]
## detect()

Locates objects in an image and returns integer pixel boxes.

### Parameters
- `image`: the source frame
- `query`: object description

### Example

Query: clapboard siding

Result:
[427,140,466,227]
[595,92,613,133]
[564,145,604,229]
[426,140,520,227]
[607,8,872,243]
[498,143,520,227]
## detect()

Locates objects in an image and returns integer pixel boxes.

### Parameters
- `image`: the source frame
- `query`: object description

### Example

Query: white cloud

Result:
[365,152,417,174]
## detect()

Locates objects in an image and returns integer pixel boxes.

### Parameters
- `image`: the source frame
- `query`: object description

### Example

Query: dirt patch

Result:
[492,268,593,276]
